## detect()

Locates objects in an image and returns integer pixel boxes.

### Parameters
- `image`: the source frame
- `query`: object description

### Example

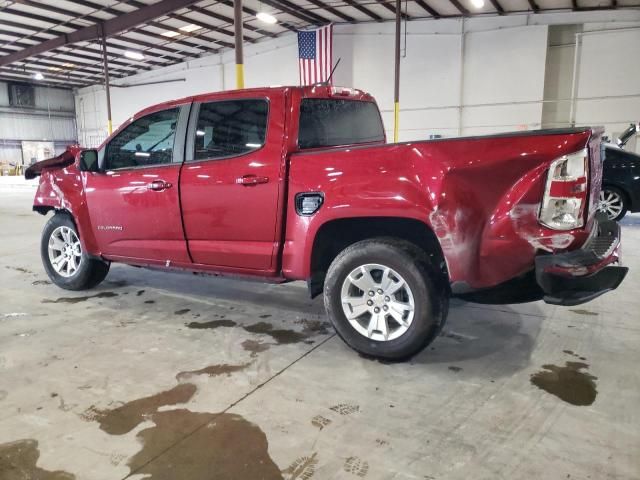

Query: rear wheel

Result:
[41,213,110,290]
[599,187,627,221]
[324,238,448,361]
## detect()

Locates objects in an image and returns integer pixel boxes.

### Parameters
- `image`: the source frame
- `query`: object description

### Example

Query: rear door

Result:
[85,104,190,264]
[179,91,287,272]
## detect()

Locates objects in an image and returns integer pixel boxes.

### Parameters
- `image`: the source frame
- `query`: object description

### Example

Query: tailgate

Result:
[587,128,605,224]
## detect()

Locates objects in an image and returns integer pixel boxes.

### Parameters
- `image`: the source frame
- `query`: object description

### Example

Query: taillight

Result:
[539,149,589,230]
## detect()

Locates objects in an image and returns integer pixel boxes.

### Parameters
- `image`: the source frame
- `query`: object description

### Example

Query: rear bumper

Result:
[535,215,628,306]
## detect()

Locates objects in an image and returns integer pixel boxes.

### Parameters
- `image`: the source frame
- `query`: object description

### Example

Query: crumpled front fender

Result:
[32,156,101,257]
[25,145,81,180]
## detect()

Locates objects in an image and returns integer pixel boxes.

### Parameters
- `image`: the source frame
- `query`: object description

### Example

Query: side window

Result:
[105,108,179,170]
[193,99,268,161]
[298,99,385,149]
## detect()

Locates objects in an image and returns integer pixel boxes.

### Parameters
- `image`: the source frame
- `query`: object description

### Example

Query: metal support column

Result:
[100,26,113,135]
[393,0,401,142]
[234,0,245,89]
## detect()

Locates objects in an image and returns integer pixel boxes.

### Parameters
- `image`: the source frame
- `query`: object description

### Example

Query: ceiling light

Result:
[256,12,277,24]
[470,0,485,7]
[49,63,75,71]
[124,50,144,60]
[162,30,180,37]
[33,72,44,80]
[179,24,202,33]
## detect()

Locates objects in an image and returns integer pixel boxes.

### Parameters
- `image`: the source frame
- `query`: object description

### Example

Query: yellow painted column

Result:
[236,63,245,89]
[393,0,401,143]
[394,102,399,143]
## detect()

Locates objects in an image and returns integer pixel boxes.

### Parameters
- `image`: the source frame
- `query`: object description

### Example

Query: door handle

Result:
[236,175,269,186]
[147,180,172,191]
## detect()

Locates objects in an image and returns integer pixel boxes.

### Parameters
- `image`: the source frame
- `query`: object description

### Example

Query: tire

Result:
[324,238,448,361]
[41,213,110,290]
[599,186,628,221]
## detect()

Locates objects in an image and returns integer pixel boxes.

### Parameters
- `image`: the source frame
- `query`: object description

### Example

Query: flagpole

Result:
[234,0,245,89]
[393,0,401,143]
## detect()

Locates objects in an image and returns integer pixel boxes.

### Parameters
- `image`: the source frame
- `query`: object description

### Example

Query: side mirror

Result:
[79,149,100,172]
[616,123,639,148]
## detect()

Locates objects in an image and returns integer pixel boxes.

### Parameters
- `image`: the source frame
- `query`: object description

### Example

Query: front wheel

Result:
[324,239,448,361]
[41,213,110,290]
[599,187,627,221]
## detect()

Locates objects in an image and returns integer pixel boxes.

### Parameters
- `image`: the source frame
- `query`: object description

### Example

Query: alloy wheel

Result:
[340,263,415,342]
[598,189,624,220]
[48,226,82,277]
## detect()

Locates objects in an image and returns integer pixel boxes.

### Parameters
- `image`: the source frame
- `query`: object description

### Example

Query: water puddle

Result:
[128,409,283,479]
[176,363,252,381]
[187,318,329,345]
[530,361,597,406]
[242,339,270,357]
[243,322,309,344]
[80,381,282,479]
[5,266,35,275]
[569,309,598,316]
[563,350,587,361]
[295,318,331,335]
[42,292,118,304]
[82,383,196,435]
[0,439,75,479]
[186,319,237,329]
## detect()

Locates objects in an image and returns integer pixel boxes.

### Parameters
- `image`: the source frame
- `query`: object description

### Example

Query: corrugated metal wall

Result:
[0,81,77,168]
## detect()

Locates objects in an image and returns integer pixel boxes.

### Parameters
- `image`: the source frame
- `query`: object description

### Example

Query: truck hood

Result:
[24,145,81,180]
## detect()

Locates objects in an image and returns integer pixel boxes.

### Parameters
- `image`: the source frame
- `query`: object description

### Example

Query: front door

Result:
[85,104,190,264]
[179,92,286,272]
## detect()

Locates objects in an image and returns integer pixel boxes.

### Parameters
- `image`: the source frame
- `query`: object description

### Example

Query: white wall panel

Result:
[577,28,640,98]
[0,113,76,141]
[575,27,640,152]
[0,83,9,106]
[74,10,640,148]
[462,25,548,105]
[462,103,543,136]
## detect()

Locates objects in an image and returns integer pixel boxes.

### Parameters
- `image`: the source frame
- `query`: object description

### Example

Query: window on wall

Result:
[193,99,269,161]
[105,108,179,170]
[298,99,385,149]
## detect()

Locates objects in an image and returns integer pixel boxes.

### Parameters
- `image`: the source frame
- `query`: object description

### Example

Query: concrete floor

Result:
[1,188,639,480]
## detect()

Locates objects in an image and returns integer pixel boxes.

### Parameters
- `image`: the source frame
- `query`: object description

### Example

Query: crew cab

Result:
[26,85,628,360]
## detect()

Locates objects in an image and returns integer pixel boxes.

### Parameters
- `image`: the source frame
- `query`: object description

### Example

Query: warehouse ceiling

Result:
[0,0,637,88]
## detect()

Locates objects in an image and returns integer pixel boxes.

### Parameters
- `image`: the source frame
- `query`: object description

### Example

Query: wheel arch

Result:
[40,207,101,258]
[307,216,449,298]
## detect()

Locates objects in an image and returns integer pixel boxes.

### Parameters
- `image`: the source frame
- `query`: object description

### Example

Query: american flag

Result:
[298,24,333,86]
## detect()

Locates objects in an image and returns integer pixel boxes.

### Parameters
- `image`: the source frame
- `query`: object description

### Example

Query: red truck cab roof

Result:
[132,85,376,121]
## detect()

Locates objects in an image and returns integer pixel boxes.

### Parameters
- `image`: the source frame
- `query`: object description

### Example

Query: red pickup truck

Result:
[26,85,627,360]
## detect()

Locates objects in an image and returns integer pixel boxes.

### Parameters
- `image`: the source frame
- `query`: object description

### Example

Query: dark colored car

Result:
[599,123,640,221]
